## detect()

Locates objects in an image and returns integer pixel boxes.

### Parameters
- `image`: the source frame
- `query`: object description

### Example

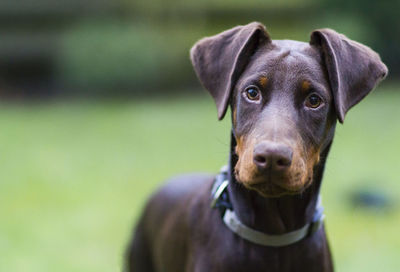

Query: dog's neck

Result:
[227,133,331,234]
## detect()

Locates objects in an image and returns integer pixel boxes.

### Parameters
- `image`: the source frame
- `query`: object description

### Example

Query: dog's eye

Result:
[244,87,261,102]
[305,94,323,109]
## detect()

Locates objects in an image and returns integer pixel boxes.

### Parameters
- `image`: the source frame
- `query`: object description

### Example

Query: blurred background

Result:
[0,0,399,271]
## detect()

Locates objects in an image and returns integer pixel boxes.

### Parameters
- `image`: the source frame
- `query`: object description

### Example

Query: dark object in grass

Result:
[350,189,391,211]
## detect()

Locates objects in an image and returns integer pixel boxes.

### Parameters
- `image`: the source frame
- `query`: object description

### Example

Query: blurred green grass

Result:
[0,84,399,271]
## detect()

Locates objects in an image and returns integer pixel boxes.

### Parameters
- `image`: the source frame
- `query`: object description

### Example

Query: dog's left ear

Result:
[190,22,271,120]
[310,29,388,123]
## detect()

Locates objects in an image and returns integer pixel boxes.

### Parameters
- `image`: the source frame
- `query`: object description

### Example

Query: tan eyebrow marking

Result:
[301,80,311,92]
[259,76,268,88]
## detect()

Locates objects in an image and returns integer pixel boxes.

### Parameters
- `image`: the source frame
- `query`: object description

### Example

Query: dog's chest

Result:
[188,221,329,272]
[187,220,282,271]
[190,239,283,272]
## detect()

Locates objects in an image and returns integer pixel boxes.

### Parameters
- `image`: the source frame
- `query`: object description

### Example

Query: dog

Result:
[125,22,387,272]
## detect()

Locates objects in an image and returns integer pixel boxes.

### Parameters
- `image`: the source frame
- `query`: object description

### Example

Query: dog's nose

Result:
[253,141,293,172]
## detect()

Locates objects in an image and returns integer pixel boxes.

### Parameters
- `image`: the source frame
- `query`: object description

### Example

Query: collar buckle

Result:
[211,180,229,208]
[308,214,325,237]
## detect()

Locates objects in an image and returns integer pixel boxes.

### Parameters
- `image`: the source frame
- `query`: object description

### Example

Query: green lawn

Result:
[0,84,399,271]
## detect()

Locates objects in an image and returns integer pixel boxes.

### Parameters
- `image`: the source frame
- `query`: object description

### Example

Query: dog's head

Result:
[191,22,387,197]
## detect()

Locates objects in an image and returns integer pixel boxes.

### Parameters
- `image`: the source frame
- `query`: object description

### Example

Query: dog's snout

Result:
[253,141,293,172]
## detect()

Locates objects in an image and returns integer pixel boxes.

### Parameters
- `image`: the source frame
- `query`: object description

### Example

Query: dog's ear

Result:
[310,29,388,123]
[190,22,271,120]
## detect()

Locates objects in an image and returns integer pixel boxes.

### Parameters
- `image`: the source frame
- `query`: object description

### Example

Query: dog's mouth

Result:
[238,172,312,197]
[234,157,314,197]
[248,182,299,197]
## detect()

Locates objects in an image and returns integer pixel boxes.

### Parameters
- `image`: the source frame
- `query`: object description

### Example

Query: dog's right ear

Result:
[190,22,271,120]
[310,29,388,123]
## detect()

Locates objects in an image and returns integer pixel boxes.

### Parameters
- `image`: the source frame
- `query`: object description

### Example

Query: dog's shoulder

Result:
[140,173,215,227]
[133,173,216,270]
[156,173,215,203]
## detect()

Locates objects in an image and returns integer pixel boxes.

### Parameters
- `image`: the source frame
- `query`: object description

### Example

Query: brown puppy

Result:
[125,22,387,272]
